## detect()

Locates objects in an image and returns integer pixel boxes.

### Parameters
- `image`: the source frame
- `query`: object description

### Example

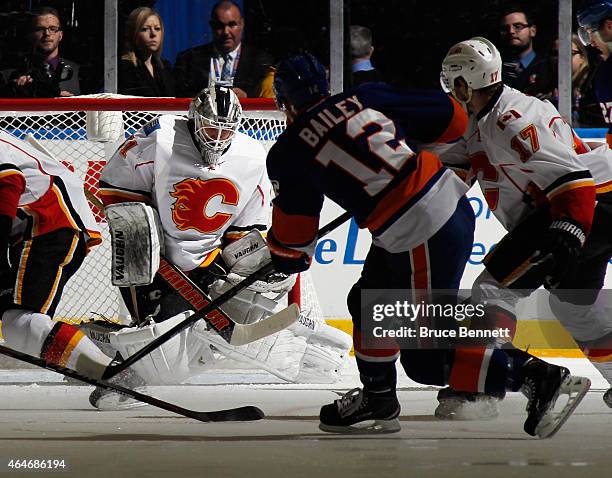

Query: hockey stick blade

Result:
[229,303,300,346]
[0,344,264,422]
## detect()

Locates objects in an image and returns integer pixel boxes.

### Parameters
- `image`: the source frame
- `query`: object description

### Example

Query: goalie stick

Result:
[0,343,264,422]
[102,211,353,380]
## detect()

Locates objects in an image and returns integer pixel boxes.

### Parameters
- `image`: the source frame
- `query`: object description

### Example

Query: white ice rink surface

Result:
[0,358,610,478]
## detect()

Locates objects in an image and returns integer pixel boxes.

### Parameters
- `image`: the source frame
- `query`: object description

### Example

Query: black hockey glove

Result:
[267,231,311,275]
[531,219,585,289]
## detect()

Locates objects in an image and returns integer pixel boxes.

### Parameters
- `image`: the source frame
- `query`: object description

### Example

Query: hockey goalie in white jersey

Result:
[84,85,351,409]
[434,37,612,418]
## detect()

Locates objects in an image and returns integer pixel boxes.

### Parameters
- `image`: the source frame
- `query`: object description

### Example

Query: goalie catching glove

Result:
[221,229,296,294]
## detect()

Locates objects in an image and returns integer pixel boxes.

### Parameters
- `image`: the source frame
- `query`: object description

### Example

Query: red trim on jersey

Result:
[271,204,319,247]
[596,179,612,195]
[410,243,436,348]
[572,131,590,154]
[99,188,150,206]
[448,347,487,392]
[549,183,596,234]
[362,151,442,231]
[434,97,468,144]
[353,325,399,360]
[607,133,612,148]
[257,184,265,207]
[0,171,26,218]
[267,232,308,259]
[21,182,81,237]
[410,243,430,290]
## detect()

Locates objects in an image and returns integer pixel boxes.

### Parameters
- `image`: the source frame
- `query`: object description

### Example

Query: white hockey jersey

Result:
[440,86,608,232]
[99,115,271,271]
[0,130,101,249]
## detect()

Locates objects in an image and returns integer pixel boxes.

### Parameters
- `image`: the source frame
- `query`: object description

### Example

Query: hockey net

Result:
[0,96,323,326]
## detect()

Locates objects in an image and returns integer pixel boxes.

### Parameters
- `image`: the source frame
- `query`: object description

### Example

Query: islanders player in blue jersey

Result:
[578,1,612,147]
[261,53,590,438]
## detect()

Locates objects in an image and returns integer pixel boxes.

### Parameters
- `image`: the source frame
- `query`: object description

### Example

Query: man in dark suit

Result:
[1,6,80,98]
[350,25,383,86]
[498,3,547,96]
[174,0,272,98]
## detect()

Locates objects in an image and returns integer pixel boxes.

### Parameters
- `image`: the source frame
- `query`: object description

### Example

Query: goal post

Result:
[0,96,317,325]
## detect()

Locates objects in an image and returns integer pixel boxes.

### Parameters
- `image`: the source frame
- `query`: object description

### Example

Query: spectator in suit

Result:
[350,25,383,86]
[174,0,273,98]
[498,3,547,96]
[118,7,174,97]
[1,6,80,97]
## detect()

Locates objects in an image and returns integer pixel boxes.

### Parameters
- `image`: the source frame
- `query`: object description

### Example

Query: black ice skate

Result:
[89,355,148,411]
[319,388,401,434]
[521,359,590,438]
[434,387,503,420]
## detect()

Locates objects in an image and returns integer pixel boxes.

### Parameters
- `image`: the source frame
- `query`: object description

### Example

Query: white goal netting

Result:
[0,96,321,324]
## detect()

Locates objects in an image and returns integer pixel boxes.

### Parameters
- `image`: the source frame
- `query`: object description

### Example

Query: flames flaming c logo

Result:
[170,178,239,233]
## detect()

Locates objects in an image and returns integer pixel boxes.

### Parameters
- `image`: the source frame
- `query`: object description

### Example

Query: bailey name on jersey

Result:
[298,95,364,147]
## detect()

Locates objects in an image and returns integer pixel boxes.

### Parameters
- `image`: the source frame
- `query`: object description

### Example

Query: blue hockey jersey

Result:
[266,82,469,257]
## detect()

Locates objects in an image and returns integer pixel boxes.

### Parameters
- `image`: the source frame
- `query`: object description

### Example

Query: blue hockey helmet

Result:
[577,1,612,44]
[273,53,330,113]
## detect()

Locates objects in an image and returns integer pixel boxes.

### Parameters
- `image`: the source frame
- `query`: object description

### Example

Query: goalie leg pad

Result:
[192,310,353,383]
[105,202,164,287]
[82,311,216,385]
[292,318,353,383]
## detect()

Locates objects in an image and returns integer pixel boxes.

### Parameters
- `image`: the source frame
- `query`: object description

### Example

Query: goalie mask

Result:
[188,85,242,166]
[441,37,502,107]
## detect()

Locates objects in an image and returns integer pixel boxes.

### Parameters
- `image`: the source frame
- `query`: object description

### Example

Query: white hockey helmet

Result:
[188,85,242,166]
[441,37,502,102]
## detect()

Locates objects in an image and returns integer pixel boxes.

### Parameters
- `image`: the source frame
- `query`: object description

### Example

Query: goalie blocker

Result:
[105,203,164,287]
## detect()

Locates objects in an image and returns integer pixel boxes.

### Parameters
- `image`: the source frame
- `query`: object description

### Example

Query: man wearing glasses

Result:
[174,0,272,98]
[2,6,80,97]
[498,3,547,96]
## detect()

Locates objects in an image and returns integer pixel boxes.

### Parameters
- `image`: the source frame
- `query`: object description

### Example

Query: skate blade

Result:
[535,375,590,439]
[435,399,499,421]
[94,388,149,411]
[319,418,401,434]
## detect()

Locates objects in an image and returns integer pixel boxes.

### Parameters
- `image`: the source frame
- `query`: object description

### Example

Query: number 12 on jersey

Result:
[315,108,415,196]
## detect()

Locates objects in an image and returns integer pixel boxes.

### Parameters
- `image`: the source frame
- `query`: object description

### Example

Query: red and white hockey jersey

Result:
[99,115,271,271]
[441,86,607,233]
[0,130,101,249]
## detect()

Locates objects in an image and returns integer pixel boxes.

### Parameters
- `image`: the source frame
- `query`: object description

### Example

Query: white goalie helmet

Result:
[440,37,502,102]
[188,85,242,166]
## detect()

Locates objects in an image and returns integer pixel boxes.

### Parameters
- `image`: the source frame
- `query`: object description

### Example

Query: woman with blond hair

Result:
[541,34,605,126]
[118,7,174,96]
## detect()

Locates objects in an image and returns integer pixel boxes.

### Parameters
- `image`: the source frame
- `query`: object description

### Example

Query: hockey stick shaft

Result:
[0,344,264,422]
[102,211,353,379]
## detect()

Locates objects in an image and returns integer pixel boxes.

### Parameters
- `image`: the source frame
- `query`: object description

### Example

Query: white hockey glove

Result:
[105,203,164,286]
[221,229,296,294]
